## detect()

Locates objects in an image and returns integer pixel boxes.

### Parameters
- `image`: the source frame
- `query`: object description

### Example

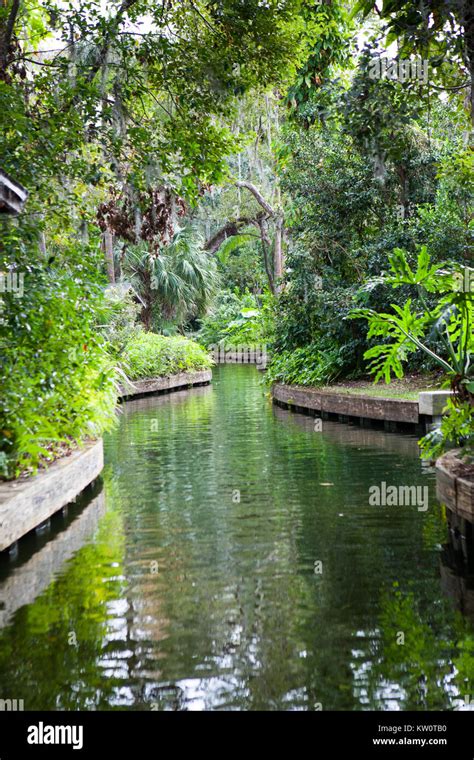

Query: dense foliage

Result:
[0,235,117,478]
[1,0,323,478]
[198,290,267,348]
[1,0,472,472]
[265,343,346,386]
[123,333,212,381]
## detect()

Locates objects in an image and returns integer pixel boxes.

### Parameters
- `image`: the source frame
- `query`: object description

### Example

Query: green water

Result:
[0,365,473,710]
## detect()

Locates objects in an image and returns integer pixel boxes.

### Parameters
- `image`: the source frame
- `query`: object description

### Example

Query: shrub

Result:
[265,342,346,387]
[198,290,265,347]
[123,333,212,380]
[97,284,142,358]
[1,260,117,479]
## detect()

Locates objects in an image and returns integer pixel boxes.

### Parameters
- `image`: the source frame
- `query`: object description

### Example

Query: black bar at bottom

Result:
[0,711,471,758]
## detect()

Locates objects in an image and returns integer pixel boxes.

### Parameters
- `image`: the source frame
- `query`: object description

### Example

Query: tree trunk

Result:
[141,269,153,330]
[235,180,286,289]
[38,231,47,256]
[273,215,283,285]
[204,218,254,255]
[463,0,474,126]
[257,217,275,294]
[0,0,20,79]
[103,230,115,284]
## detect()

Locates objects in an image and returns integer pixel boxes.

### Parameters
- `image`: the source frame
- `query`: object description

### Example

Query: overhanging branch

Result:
[204,217,254,254]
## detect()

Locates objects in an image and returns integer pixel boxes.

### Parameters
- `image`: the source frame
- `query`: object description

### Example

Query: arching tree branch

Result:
[204,217,254,254]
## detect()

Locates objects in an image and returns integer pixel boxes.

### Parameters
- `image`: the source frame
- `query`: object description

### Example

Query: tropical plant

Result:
[350,247,473,456]
[122,228,218,331]
[350,248,473,392]
[198,290,265,347]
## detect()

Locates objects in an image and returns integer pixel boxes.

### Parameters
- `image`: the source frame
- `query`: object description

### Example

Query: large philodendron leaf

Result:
[386,247,443,291]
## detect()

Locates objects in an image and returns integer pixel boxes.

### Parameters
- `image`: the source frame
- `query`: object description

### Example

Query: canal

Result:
[0,365,472,710]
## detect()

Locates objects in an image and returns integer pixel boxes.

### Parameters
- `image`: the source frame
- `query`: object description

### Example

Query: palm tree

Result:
[123,227,218,331]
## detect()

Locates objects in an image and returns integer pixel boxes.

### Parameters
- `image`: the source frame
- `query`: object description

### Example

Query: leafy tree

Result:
[354,0,474,125]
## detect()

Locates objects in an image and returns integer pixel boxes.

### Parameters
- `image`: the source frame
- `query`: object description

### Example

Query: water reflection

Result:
[0,365,472,710]
[118,383,213,415]
[440,511,474,620]
[272,403,422,456]
[0,484,105,629]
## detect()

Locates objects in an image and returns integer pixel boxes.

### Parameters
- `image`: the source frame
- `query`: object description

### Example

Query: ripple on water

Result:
[0,365,470,710]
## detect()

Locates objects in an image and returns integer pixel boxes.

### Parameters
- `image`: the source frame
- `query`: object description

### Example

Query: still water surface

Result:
[0,365,472,710]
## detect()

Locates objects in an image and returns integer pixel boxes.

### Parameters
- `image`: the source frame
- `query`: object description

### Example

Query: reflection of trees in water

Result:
[0,485,126,710]
[440,511,474,620]
[360,550,474,711]
[0,485,106,629]
[0,367,472,710]
[272,403,421,459]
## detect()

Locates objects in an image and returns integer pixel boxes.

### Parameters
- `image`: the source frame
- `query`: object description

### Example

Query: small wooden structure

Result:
[0,168,28,215]
[0,441,103,552]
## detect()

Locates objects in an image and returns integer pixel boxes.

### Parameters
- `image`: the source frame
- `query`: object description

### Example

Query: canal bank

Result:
[271,382,450,434]
[118,370,212,401]
[271,381,474,520]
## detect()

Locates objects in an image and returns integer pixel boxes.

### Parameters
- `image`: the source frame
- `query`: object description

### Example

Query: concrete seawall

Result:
[0,440,104,552]
[118,370,212,400]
